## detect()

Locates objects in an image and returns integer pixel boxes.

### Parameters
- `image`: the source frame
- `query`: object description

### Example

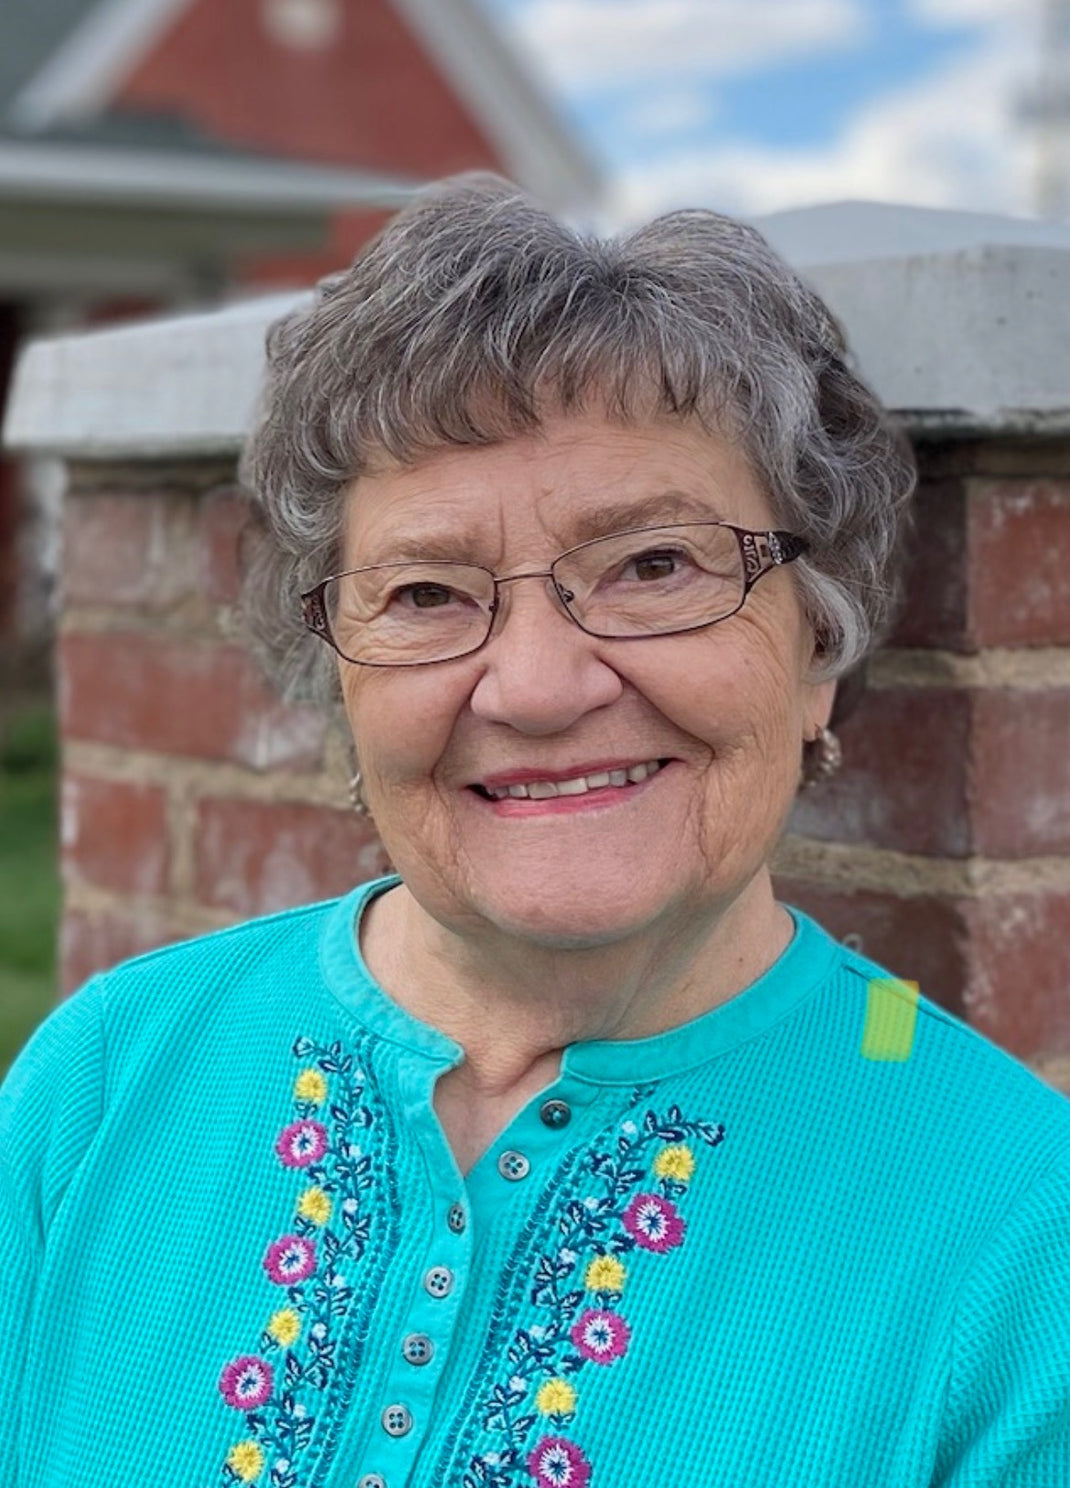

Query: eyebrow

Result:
[566,491,727,545]
[355,490,727,568]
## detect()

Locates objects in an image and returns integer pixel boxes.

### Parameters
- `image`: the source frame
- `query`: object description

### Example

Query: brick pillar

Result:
[58,463,389,992]
[775,438,1070,1089]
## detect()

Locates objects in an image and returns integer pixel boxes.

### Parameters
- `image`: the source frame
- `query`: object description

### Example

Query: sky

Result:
[484,0,1054,223]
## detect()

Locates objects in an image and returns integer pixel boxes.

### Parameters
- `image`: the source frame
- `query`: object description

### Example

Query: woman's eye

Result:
[397,583,457,609]
[628,549,684,581]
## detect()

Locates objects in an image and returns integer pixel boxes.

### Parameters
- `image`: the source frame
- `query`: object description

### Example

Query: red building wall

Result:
[118,0,501,174]
[115,0,506,282]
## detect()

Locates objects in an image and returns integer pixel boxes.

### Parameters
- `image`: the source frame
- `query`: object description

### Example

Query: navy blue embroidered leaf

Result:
[285,1354,303,1386]
[330,1104,350,1123]
[510,1413,536,1439]
[292,1036,314,1057]
[643,1109,659,1133]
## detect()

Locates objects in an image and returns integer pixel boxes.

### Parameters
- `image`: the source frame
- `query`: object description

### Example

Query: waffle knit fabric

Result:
[2,876,1069,1488]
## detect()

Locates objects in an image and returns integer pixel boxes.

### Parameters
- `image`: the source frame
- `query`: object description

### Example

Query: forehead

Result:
[342,413,774,564]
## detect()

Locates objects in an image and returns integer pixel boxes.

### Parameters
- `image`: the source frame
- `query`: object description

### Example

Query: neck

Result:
[360,871,792,1099]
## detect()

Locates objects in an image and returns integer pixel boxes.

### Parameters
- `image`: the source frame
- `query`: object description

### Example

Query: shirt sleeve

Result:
[935,1147,1070,1487]
[0,981,107,1486]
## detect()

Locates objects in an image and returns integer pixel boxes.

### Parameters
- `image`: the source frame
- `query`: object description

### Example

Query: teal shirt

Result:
[2,877,1069,1487]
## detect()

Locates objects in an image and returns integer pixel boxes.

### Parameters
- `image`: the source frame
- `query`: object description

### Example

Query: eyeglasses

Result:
[300,521,808,668]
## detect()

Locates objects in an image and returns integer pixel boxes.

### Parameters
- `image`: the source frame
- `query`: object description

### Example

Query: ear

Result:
[803,676,837,741]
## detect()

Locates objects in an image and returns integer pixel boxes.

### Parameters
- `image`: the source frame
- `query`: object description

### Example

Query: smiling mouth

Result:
[472,759,668,802]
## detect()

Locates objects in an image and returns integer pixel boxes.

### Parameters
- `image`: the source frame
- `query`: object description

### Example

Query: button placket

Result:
[447,1201,467,1234]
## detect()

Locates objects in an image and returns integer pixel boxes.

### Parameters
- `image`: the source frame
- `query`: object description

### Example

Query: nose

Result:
[468,575,623,734]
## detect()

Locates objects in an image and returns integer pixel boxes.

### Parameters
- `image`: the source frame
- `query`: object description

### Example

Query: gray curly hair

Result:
[241,173,915,700]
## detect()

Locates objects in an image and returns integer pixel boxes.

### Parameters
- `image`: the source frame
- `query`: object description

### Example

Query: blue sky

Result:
[484,0,1043,220]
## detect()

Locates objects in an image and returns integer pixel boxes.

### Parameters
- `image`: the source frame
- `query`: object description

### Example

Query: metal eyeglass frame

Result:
[299,521,809,668]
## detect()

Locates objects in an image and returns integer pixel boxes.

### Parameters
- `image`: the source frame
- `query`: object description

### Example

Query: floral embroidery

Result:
[569,1309,630,1365]
[218,1037,387,1487]
[293,1068,328,1105]
[274,1118,328,1169]
[652,1142,695,1182]
[582,1255,625,1293]
[296,1186,332,1226]
[534,1378,577,1417]
[219,1356,275,1412]
[463,1097,724,1487]
[267,1309,301,1347]
[526,1437,592,1487]
[262,1233,318,1286]
[621,1192,685,1252]
[226,1441,267,1482]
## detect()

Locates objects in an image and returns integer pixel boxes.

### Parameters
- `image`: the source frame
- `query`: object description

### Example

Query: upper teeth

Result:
[485,760,663,801]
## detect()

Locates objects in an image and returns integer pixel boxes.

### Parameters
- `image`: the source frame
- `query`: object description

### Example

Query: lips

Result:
[472,758,667,801]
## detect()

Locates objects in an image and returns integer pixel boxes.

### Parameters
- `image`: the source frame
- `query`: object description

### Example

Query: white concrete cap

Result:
[6,200,1070,459]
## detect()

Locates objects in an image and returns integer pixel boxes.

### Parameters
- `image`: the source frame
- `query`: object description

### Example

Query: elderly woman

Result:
[3,176,1069,1488]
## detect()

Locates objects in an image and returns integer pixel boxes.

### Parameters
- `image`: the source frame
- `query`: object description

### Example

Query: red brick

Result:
[61,774,170,896]
[59,631,325,770]
[771,879,969,1018]
[61,907,185,995]
[118,0,500,177]
[972,689,1070,856]
[773,879,1070,1065]
[63,491,192,609]
[194,797,391,919]
[790,687,971,856]
[889,478,970,651]
[197,488,251,605]
[969,479,1070,646]
[960,892,1070,1061]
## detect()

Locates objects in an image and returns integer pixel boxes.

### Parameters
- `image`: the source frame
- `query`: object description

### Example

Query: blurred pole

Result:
[1035,0,1070,218]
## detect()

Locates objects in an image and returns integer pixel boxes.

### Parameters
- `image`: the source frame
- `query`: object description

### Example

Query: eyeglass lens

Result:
[322,524,747,665]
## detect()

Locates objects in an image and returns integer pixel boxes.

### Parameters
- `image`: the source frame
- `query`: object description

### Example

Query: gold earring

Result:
[800,725,842,789]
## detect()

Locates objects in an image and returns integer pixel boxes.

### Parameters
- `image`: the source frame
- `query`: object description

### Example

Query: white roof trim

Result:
[10,0,192,130]
[0,138,415,213]
[8,205,1070,461]
[391,0,602,211]
[12,0,604,214]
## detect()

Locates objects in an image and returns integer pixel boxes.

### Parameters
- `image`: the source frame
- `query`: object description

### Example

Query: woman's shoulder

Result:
[805,918,1070,1159]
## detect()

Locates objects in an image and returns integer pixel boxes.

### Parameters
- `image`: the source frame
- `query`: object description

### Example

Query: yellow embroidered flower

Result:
[535,1378,577,1417]
[584,1254,626,1293]
[293,1068,327,1105]
[653,1143,695,1182]
[297,1186,332,1225]
[226,1441,265,1482]
[267,1308,301,1346]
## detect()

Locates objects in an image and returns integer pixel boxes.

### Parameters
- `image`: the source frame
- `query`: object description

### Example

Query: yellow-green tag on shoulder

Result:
[861,978,920,1062]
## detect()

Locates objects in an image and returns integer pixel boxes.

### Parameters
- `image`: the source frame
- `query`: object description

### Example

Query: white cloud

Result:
[503,0,867,87]
[605,14,1040,222]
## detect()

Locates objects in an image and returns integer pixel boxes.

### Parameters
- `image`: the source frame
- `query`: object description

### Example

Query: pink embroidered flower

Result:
[622,1191,686,1252]
[569,1307,630,1365]
[275,1119,328,1169]
[218,1354,275,1412]
[527,1436,592,1487]
[263,1233,317,1285]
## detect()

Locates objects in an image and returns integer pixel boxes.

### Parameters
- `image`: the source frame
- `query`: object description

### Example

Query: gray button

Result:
[447,1201,467,1234]
[381,1403,413,1438]
[497,1149,531,1181]
[540,1098,572,1129]
[358,1476,387,1488]
[402,1331,435,1366]
[423,1264,454,1297]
